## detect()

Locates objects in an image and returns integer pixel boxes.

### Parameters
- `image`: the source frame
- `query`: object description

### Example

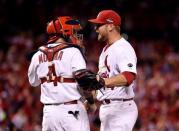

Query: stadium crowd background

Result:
[0,0,179,130]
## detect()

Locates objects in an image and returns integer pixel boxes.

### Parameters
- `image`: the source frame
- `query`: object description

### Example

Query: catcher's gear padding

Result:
[73,69,105,91]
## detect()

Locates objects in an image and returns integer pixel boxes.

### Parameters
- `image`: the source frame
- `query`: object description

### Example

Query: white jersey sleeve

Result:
[28,52,41,87]
[115,43,137,74]
[71,49,86,72]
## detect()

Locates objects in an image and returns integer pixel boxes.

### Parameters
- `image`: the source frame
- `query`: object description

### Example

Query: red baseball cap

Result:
[88,10,121,26]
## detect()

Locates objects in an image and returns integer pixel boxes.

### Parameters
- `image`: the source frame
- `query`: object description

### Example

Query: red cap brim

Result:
[88,19,106,24]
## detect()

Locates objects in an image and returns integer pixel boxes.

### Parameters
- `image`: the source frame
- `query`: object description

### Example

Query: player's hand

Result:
[86,103,97,113]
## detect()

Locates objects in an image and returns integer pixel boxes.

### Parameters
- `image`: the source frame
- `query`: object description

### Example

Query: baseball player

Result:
[28,16,90,131]
[88,10,138,131]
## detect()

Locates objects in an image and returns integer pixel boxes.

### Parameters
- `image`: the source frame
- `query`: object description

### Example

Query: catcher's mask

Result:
[46,16,83,44]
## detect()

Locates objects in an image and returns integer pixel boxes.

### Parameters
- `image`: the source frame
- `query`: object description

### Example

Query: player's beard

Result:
[97,33,107,42]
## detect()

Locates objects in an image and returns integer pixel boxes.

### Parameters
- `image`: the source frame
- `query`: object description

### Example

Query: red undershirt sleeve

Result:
[122,71,136,85]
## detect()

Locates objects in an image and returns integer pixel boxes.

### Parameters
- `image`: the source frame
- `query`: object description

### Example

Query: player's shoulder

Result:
[62,47,83,58]
[115,37,129,45]
[113,38,135,54]
[39,43,81,52]
[27,50,40,63]
[114,38,133,49]
[36,42,84,58]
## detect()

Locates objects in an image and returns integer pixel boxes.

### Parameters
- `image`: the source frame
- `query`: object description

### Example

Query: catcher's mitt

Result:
[73,69,105,91]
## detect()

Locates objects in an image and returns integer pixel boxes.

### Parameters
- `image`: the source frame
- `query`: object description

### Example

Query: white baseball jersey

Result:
[97,37,137,101]
[28,43,86,104]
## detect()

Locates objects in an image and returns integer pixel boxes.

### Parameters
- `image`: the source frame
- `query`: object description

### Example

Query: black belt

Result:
[102,98,133,104]
[44,100,78,106]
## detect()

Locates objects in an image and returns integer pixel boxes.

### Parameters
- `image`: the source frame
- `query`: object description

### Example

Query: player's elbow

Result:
[30,82,40,87]
[28,76,40,87]
[122,71,136,86]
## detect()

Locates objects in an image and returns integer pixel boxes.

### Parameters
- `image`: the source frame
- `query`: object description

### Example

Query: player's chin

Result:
[98,35,106,42]
[98,35,102,41]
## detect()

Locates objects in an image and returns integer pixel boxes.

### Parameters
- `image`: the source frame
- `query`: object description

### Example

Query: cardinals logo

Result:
[98,66,109,78]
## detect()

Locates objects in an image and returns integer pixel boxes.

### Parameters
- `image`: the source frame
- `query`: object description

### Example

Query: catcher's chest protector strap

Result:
[39,42,86,62]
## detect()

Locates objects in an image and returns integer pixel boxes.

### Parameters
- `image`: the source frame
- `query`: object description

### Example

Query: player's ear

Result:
[107,24,115,32]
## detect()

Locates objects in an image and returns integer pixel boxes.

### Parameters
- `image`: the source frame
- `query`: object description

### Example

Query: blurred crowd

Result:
[0,0,179,131]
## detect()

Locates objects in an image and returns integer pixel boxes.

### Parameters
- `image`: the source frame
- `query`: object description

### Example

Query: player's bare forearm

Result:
[104,74,128,87]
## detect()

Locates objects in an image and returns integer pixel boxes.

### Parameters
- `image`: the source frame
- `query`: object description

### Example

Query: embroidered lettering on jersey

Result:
[104,55,110,72]
[39,51,63,64]
[98,66,109,78]
[100,72,109,78]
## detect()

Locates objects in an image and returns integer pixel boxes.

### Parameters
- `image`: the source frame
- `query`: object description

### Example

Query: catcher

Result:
[28,16,95,131]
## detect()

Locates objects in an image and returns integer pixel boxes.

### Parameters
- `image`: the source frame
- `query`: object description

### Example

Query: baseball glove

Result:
[73,69,105,91]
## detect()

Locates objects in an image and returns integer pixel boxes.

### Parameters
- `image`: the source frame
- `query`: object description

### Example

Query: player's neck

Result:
[56,38,66,43]
[108,33,121,45]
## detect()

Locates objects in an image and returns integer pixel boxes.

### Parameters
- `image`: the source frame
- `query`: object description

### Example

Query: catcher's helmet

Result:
[46,16,83,44]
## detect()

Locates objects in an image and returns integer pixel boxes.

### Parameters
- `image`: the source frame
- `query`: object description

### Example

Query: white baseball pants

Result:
[99,100,138,131]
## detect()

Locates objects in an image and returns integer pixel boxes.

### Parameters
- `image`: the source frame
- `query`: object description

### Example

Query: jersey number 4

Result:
[45,51,63,86]
[47,62,58,86]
